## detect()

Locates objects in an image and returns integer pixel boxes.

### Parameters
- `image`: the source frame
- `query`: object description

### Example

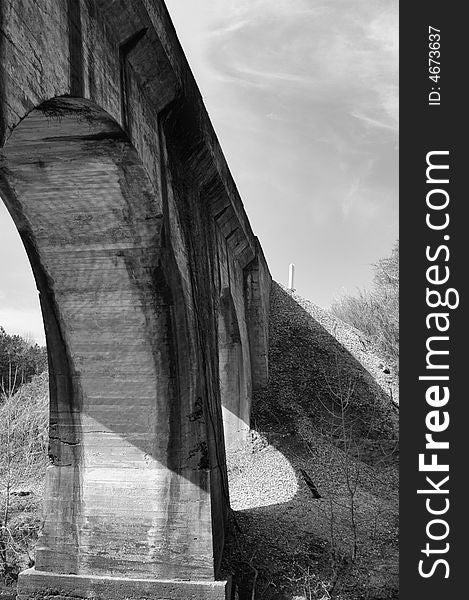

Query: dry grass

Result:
[0,372,48,583]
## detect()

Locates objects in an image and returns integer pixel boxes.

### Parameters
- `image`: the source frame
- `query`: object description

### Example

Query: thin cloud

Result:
[350,111,396,131]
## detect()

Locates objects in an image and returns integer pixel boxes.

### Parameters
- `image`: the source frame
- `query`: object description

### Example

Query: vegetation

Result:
[0,328,47,395]
[0,331,48,583]
[331,242,399,374]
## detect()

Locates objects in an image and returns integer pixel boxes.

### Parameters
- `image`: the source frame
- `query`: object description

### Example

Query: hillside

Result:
[222,283,399,599]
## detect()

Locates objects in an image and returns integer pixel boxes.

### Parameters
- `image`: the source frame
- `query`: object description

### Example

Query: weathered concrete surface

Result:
[0,0,270,597]
[218,287,248,451]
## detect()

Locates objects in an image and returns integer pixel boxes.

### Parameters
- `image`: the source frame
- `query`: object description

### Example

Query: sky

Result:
[0,0,398,345]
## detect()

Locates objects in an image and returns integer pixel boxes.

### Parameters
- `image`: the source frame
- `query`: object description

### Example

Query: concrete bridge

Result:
[0,1,271,598]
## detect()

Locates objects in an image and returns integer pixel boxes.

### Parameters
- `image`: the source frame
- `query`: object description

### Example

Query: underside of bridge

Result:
[0,2,271,599]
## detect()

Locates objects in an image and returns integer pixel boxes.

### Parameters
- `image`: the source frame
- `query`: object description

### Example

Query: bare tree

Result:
[0,362,19,580]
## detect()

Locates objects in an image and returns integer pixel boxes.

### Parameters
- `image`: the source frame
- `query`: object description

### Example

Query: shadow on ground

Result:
[222,283,399,600]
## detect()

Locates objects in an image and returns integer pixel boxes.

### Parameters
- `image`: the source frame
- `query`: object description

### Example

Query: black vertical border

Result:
[400,4,467,598]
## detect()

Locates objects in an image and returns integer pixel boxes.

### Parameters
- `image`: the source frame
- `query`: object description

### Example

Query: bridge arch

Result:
[0,97,225,580]
[1,3,272,596]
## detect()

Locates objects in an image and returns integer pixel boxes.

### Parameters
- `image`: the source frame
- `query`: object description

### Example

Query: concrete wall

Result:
[0,0,271,594]
[245,242,271,390]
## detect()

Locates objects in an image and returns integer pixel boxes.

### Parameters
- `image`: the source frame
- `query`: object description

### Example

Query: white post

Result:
[288,263,295,291]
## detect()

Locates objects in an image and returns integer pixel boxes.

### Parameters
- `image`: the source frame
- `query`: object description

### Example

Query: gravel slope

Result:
[288,288,398,407]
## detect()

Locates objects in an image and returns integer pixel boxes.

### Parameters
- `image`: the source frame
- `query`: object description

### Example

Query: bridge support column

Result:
[0,99,231,600]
